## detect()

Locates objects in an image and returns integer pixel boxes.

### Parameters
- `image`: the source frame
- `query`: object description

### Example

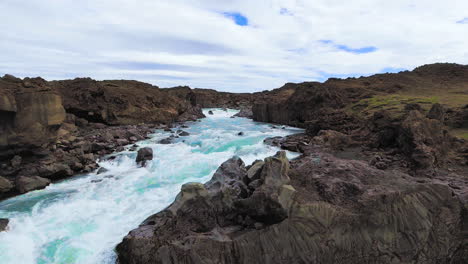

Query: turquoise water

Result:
[0,109,302,264]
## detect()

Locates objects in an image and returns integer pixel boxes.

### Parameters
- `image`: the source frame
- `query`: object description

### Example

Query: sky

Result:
[1,0,467,92]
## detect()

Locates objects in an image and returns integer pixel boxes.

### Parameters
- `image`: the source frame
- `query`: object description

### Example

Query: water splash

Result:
[0,108,302,264]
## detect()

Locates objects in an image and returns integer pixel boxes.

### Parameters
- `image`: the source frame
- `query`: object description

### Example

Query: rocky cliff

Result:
[116,149,468,264]
[0,75,205,199]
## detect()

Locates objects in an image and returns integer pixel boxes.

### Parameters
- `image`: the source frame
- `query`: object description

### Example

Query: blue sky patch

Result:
[456,17,468,24]
[320,39,377,54]
[223,12,248,26]
[381,67,407,73]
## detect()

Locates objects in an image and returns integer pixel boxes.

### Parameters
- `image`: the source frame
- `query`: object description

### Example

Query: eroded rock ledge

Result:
[116,150,468,264]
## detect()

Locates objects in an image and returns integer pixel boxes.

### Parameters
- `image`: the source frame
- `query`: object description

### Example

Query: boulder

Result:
[0,176,14,193]
[237,132,244,136]
[247,160,264,181]
[233,107,253,118]
[136,147,153,166]
[427,103,446,122]
[398,110,451,169]
[158,138,173,144]
[10,155,22,168]
[15,176,51,194]
[208,110,214,115]
[312,130,351,150]
[0,218,8,232]
[178,131,190,136]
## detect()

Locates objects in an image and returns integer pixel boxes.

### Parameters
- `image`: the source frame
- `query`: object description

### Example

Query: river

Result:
[0,109,302,264]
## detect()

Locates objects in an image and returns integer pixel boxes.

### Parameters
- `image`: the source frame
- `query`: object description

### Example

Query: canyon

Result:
[0,63,467,263]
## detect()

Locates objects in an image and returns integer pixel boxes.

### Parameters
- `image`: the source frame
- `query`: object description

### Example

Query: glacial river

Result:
[0,109,302,264]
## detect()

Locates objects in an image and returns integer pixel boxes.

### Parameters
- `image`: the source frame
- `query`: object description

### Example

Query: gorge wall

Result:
[0,76,204,199]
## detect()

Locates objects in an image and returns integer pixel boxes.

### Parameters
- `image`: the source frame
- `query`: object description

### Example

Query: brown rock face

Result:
[116,151,467,264]
[0,75,66,152]
[0,176,13,193]
[398,110,451,169]
[51,79,203,125]
[0,75,205,199]
[15,176,51,194]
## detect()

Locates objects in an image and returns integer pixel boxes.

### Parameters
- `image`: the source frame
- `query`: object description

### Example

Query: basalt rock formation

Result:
[117,149,468,264]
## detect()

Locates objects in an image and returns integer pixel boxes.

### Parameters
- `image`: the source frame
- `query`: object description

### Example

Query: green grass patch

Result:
[348,94,439,118]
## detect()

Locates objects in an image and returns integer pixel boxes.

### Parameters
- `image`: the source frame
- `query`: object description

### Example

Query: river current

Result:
[0,109,302,264]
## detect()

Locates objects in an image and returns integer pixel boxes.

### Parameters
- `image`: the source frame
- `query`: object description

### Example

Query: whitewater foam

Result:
[0,108,302,264]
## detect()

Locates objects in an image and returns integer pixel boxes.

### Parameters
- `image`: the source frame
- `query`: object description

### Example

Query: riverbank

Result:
[0,109,302,263]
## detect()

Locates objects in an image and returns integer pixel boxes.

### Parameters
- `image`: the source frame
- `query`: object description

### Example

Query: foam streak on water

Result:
[0,109,302,264]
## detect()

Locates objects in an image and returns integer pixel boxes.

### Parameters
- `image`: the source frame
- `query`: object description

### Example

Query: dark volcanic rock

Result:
[116,150,467,264]
[136,147,153,166]
[233,107,253,118]
[0,176,14,194]
[158,137,173,144]
[116,152,295,263]
[0,218,8,232]
[398,110,451,169]
[15,176,51,194]
[178,131,190,136]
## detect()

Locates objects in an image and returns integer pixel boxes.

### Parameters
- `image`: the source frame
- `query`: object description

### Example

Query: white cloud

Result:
[1,0,467,92]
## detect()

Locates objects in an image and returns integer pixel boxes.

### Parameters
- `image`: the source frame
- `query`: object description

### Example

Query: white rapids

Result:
[0,108,302,264]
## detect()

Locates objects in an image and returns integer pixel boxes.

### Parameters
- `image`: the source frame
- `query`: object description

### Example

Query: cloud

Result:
[0,0,467,92]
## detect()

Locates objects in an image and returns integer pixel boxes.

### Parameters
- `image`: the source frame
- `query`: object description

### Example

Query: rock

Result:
[116,143,468,264]
[96,167,109,174]
[237,132,244,136]
[398,110,451,169]
[0,176,14,193]
[37,163,73,180]
[158,138,173,144]
[233,107,253,118]
[71,162,84,171]
[312,130,351,150]
[10,155,22,168]
[136,147,153,166]
[427,103,446,122]
[15,176,51,194]
[117,152,296,263]
[178,131,190,136]
[263,136,282,147]
[208,110,214,115]
[0,218,8,232]
[129,136,138,142]
[247,160,264,181]
[205,156,249,198]
[177,106,206,122]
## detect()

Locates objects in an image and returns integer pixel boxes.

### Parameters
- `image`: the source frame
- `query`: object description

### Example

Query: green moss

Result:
[452,130,468,139]
[348,95,439,118]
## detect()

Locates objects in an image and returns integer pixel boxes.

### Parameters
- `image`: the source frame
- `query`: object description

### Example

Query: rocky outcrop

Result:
[136,147,153,166]
[0,75,66,155]
[398,110,451,169]
[15,176,50,194]
[0,218,8,232]
[116,150,468,264]
[51,80,204,125]
[0,75,205,200]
